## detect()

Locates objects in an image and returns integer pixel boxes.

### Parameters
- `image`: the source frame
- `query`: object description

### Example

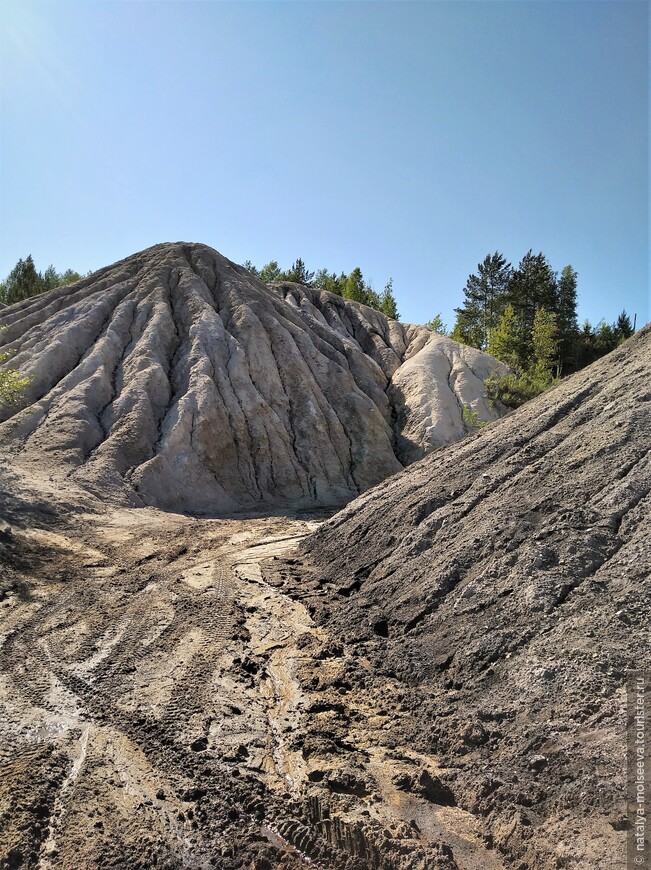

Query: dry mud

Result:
[0,466,495,870]
[273,325,651,870]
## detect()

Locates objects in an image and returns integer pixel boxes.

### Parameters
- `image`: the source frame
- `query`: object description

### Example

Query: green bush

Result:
[0,349,30,408]
[462,405,489,430]
[485,368,557,409]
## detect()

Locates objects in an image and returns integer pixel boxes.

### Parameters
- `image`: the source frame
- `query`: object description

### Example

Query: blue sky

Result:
[1,1,648,329]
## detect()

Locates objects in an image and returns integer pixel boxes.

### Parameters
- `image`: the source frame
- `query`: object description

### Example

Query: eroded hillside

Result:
[0,243,504,513]
[269,324,651,868]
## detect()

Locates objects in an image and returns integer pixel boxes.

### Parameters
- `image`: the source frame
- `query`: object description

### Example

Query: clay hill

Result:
[1,245,647,870]
[0,242,504,513]
[269,323,650,868]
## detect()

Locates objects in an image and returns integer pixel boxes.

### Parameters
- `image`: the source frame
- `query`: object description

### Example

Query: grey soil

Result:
[0,250,648,869]
[270,324,651,869]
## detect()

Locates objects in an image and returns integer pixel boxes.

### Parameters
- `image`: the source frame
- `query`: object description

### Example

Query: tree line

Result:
[244,258,399,320]
[0,255,83,306]
[429,251,635,407]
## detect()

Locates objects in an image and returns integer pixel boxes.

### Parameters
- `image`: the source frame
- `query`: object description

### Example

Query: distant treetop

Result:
[244,257,400,320]
[0,256,83,306]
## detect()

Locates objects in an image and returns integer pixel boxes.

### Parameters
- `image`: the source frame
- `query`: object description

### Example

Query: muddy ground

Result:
[0,465,499,870]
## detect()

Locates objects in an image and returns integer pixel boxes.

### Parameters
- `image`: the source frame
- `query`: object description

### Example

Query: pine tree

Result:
[450,309,483,348]
[556,265,579,373]
[506,251,558,366]
[259,261,282,283]
[242,260,260,277]
[593,321,618,356]
[2,256,43,305]
[615,310,634,342]
[531,307,559,378]
[378,278,399,320]
[42,265,60,292]
[343,267,367,303]
[488,304,520,368]
[426,314,447,334]
[452,252,512,350]
[313,269,346,296]
[283,258,314,286]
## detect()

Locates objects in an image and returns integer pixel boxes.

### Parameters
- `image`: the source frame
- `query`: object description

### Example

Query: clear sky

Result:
[1,1,648,329]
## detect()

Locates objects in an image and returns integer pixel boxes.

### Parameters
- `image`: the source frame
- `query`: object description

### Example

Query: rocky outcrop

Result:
[0,242,505,513]
[279,325,651,867]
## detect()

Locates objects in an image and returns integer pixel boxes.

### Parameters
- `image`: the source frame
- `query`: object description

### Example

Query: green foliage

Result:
[556,265,579,371]
[426,313,447,334]
[2,256,41,305]
[485,368,557,409]
[462,405,489,430]
[615,310,634,341]
[343,267,367,303]
[450,247,633,388]
[313,269,346,296]
[485,305,559,409]
[488,304,520,369]
[282,258,315,286]
[575,311,636,368]
[0,350,30,408]
[259,260,282,283]
[531,307,559,377]
[0,256,83,306]
[248,257,399,317]
[378,279,399,319]
[452,252,512,350]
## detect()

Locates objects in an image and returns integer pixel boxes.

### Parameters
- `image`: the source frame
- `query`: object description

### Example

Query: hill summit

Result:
[0,242,505,512]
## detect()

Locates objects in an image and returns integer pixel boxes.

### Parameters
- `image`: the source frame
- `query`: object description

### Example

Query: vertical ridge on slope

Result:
[0,241,507,512]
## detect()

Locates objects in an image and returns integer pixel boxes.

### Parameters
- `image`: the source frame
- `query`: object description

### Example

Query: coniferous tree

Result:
[378,278,399,320]
[615,310,634,342]
[259,261,282,283]
[249,258,398,313]
[450,308,484,348]
[506,251,558,366]
[426,314,448,334]
[531,307,559,378]
[2,256,42,305]
[42,265,60,292]
[283,258,314,286]
[556,265,579,372]
[313,269,346,296]
[452,252,512,350]
[343,267,367,303]
[60,269,82,286]
[488,304,520,368]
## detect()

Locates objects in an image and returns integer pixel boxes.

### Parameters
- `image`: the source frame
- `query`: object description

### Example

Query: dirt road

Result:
[0,466,503,869]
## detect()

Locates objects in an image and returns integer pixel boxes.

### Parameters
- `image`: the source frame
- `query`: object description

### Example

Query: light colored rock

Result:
[0,242,507,512]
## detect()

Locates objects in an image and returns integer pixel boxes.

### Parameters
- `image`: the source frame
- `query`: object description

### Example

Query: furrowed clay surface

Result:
[1,245,646,869]
[0,242,505,514]
[270,324,651,869]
